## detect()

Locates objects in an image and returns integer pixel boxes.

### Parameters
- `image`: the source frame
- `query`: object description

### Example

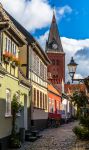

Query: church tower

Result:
[46,12,65,84]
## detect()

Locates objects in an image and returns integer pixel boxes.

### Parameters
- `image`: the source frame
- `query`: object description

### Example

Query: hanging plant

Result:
[12,56,20,66]
[3,51,13,60]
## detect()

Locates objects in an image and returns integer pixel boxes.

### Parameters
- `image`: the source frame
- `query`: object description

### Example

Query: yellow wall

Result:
[2,32,19,78]
[0,73,30,138]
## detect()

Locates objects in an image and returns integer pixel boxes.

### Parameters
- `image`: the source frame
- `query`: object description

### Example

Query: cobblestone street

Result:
[17,121,79,150]
[10,121,89,150]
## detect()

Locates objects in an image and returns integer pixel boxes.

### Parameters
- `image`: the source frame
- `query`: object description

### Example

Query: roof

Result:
[46,12,63,52]
[0,4,26,45]
[5,10,50,64]
[64,84,86,95]
[48,82,61,96]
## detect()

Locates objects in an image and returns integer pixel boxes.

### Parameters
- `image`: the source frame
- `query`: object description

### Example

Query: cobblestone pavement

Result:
[11,121,89,150]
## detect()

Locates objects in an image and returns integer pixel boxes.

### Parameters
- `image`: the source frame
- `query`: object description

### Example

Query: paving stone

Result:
[8,121,89,150]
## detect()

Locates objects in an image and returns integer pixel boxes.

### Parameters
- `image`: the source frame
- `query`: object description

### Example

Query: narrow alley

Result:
[16,121,84,150]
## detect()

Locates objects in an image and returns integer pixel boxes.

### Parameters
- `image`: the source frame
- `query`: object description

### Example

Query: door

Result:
[24,94,27,130]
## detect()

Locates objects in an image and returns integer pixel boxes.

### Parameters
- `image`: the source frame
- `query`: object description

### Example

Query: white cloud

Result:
[0,0,53,31]
[37,30,49,50]
[37,32,89,80]
[58,5,72,16]
[61,37,89,54]
[74,74,83,79]
[61,37,89,79]
[0,0,73,31]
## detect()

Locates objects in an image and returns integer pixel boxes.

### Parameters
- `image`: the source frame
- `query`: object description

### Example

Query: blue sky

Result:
[33,0,89,39]
[1,0,89,80]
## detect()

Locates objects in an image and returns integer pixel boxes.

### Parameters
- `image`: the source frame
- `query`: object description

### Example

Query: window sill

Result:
[5,114,12,118]
[33,107,46,110]
[16,113,21,117]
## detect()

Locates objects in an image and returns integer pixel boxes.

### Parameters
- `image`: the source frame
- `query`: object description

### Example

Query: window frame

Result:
[5,89,12,117]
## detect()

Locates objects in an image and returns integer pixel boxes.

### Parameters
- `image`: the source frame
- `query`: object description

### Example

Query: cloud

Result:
[37,30,49,50]
[61,37,89,79]
[58,5,72,16]
[0,0,53,31]
[75,47,89,60]
[37,32,89,80]
[0,0,73,31]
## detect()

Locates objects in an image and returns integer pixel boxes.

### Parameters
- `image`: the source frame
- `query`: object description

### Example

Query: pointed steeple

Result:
[46,12,63,52]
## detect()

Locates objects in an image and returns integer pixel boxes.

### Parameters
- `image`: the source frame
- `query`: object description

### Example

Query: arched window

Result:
[5,89,11,116]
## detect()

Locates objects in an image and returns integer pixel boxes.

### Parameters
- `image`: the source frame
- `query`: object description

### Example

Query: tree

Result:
[10,93,22,148]
[11,93,22,135]
[71,90,88,117]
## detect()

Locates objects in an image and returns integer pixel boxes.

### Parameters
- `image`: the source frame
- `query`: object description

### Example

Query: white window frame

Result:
[5,89,11,117]
[12,42,16,56]
[5,37,11,53]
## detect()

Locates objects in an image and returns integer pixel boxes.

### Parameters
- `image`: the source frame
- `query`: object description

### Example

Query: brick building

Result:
[46,12,65,85]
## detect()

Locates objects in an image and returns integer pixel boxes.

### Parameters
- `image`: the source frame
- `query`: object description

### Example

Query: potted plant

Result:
[11,56,20,66]
[3,51,13,63]
[9,93,22,148]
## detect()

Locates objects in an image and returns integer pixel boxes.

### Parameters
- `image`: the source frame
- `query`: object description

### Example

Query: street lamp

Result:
[67,57,78,83]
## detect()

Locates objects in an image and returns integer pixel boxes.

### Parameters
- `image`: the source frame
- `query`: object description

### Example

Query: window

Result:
[37,90,39,108]
[5,37,11,52]
[6,89,11,116]
[45,94,47,110]
[49,98,52,113]
[56,60,59,65]
[56,101,60,114]
[33,88,36,107]
[52,59,55,65]
[12,43,16,56]
[40,91,42,108]
[52,99,55,113]
[43,93,45,109]
[53,75,55,78]
[5,37,7,50]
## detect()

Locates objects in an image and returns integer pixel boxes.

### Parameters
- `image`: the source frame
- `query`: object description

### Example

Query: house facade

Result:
[29,43,50,129]
[5,10,50,129]
[0,5,30,150]
[48,82,61,127]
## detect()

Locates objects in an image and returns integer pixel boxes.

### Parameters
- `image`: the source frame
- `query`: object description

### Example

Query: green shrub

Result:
[9,134,21,148]
[73,126,89,140]
[80,116,89,130]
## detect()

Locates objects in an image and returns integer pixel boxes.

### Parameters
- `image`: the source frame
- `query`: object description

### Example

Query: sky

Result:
[0,0,89,82]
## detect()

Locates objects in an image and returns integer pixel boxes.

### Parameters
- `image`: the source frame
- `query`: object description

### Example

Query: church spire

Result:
[46,11,63,52]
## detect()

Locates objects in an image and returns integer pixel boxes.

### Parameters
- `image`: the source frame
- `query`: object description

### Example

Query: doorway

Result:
[24,94,27,130]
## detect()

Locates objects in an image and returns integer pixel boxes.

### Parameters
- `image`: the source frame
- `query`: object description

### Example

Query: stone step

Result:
[26,136,37,142]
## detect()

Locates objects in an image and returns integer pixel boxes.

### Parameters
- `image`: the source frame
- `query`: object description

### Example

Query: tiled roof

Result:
[48,83,61,96]
[64,84,86,94]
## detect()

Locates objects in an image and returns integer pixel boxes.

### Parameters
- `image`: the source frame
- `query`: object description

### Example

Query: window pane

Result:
[34,88,36,106]
[6,89,11,115]
[40,91,42,108]
[37,90,39,108]
[45,94,47,110]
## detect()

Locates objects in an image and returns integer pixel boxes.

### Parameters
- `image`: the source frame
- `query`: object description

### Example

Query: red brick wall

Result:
[47,52,65,84]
